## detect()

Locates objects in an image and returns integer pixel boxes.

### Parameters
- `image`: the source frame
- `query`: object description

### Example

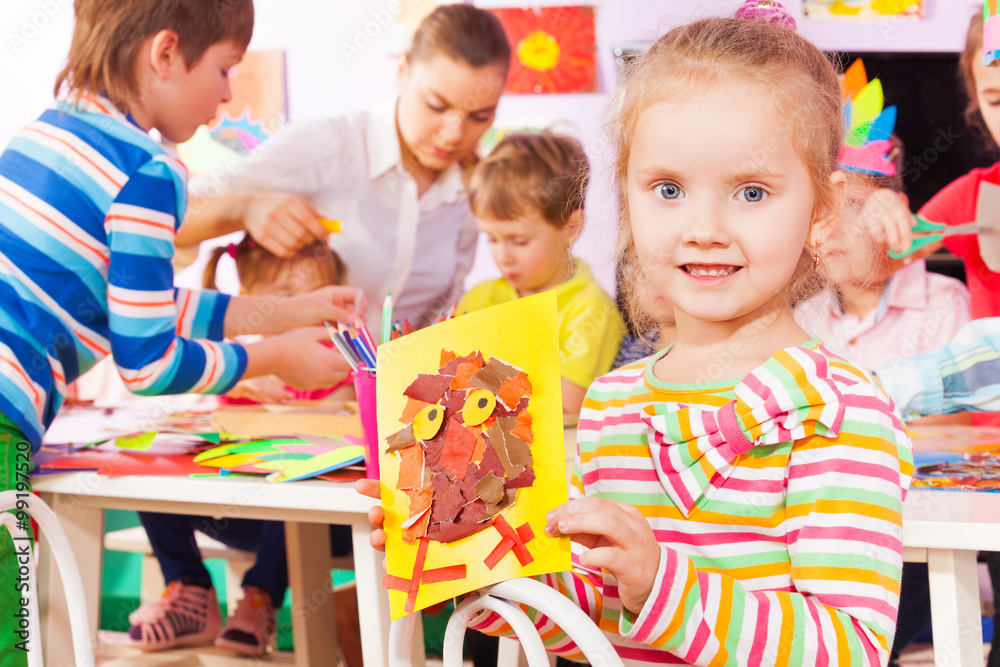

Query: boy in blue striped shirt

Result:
[0,1,358,661]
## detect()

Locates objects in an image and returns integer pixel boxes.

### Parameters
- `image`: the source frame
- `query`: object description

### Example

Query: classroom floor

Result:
[89,634,989,666]
[92,631,474,667]
[94,631,298,665]
[897,643,991,665]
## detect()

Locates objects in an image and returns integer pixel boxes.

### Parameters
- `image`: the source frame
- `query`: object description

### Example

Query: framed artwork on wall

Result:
[488,6,598,94]
[803,0,924,20]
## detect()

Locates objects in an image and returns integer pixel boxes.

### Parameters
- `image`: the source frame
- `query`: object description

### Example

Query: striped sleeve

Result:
[106,158,246,395]
[174,287,230,341]
[875,317,1000,416]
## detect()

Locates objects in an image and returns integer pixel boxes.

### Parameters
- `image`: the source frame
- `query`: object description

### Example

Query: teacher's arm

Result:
[176,118,340,255]
[178,191,329,258]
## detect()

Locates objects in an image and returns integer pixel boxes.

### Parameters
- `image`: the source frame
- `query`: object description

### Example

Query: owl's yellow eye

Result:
[412,403,445,440]
[462,389,496,426]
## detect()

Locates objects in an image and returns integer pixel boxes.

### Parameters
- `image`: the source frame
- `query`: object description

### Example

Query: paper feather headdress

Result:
[986,1,999,66]
[838,59,897,178]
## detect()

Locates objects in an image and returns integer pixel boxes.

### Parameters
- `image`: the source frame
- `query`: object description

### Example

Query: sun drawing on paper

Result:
[386,350,535,546]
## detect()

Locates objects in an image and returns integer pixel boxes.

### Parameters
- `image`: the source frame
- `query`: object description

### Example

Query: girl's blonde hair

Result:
[960,10,1000,154]
[469,130,589,229]
[613,17,844,333]
[203,235,345,295]
[55,0,254,111]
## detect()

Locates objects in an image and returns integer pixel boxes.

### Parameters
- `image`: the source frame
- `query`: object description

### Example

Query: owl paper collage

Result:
[377,292,570,618]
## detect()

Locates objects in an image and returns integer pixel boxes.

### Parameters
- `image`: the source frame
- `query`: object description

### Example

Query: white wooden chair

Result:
[389,577,624,667]
[0,490,95,666]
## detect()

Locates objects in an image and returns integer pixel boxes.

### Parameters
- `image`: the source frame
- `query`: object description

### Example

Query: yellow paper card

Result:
[377,291,570,619]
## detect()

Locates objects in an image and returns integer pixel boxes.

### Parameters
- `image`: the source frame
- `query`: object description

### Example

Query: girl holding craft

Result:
[361,2,913,664]
[174,4,512,336]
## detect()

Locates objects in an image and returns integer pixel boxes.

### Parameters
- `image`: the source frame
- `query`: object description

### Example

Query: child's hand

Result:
[226,375,291,403]
[857,188,916,259]
[545,497,660,614]
[245,192,329,258]
[278,286,360,332]
[265,327,352,390]
[355,478,387,551]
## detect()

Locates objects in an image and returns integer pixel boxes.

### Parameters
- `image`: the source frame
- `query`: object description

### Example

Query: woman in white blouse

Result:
[177,5,511,333]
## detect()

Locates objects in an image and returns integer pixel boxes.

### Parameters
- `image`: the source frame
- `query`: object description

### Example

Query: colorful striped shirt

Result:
[0,97,247,449]
[471,340,913,665]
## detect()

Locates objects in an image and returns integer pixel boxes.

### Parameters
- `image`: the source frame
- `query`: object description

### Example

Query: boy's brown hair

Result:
[55,0,254,111]
[469,130,589,229]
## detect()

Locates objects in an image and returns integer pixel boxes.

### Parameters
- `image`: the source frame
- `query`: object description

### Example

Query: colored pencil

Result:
[347,326,377,369]
[324,321,360,370]
[354,315,378,352]
[381,292,393,345]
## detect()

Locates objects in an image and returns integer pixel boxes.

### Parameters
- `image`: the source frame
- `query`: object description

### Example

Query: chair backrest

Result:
[0,491,95,666]
[389,577,624,667]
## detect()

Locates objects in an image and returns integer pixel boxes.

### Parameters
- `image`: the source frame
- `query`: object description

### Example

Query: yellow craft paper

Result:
[377,291,570,619]
[197,452,263,469]
[115,432,156,450]
[852,79,883,129]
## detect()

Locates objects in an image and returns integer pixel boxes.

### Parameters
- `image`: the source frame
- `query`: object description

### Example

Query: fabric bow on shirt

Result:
[641,346,847,517]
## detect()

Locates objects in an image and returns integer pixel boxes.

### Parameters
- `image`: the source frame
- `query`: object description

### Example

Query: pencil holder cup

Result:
[353,369,379,479]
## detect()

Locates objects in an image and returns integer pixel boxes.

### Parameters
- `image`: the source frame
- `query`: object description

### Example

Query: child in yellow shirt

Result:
[456,131,625,417]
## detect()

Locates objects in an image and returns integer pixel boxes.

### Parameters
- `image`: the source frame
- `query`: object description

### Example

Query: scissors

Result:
[887,217,983,259]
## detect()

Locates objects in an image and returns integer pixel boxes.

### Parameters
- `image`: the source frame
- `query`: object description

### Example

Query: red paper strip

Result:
[383,536,467,613]
[421,564,467,583]
[492,514,534,566]
[484,536,516,570]
[383,575,411,592]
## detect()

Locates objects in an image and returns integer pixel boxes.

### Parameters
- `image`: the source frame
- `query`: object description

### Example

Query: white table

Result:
[902,487,1000,667]
[32,472,398,667]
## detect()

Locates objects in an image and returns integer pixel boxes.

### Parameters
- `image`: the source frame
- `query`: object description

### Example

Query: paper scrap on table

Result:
[378,291,569,619]
[195,436,365,480]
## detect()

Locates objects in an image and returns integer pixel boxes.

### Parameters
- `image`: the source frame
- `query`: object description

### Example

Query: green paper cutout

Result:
[193,438,306,462]
[257,452,313,462]
[846,121,872,148]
